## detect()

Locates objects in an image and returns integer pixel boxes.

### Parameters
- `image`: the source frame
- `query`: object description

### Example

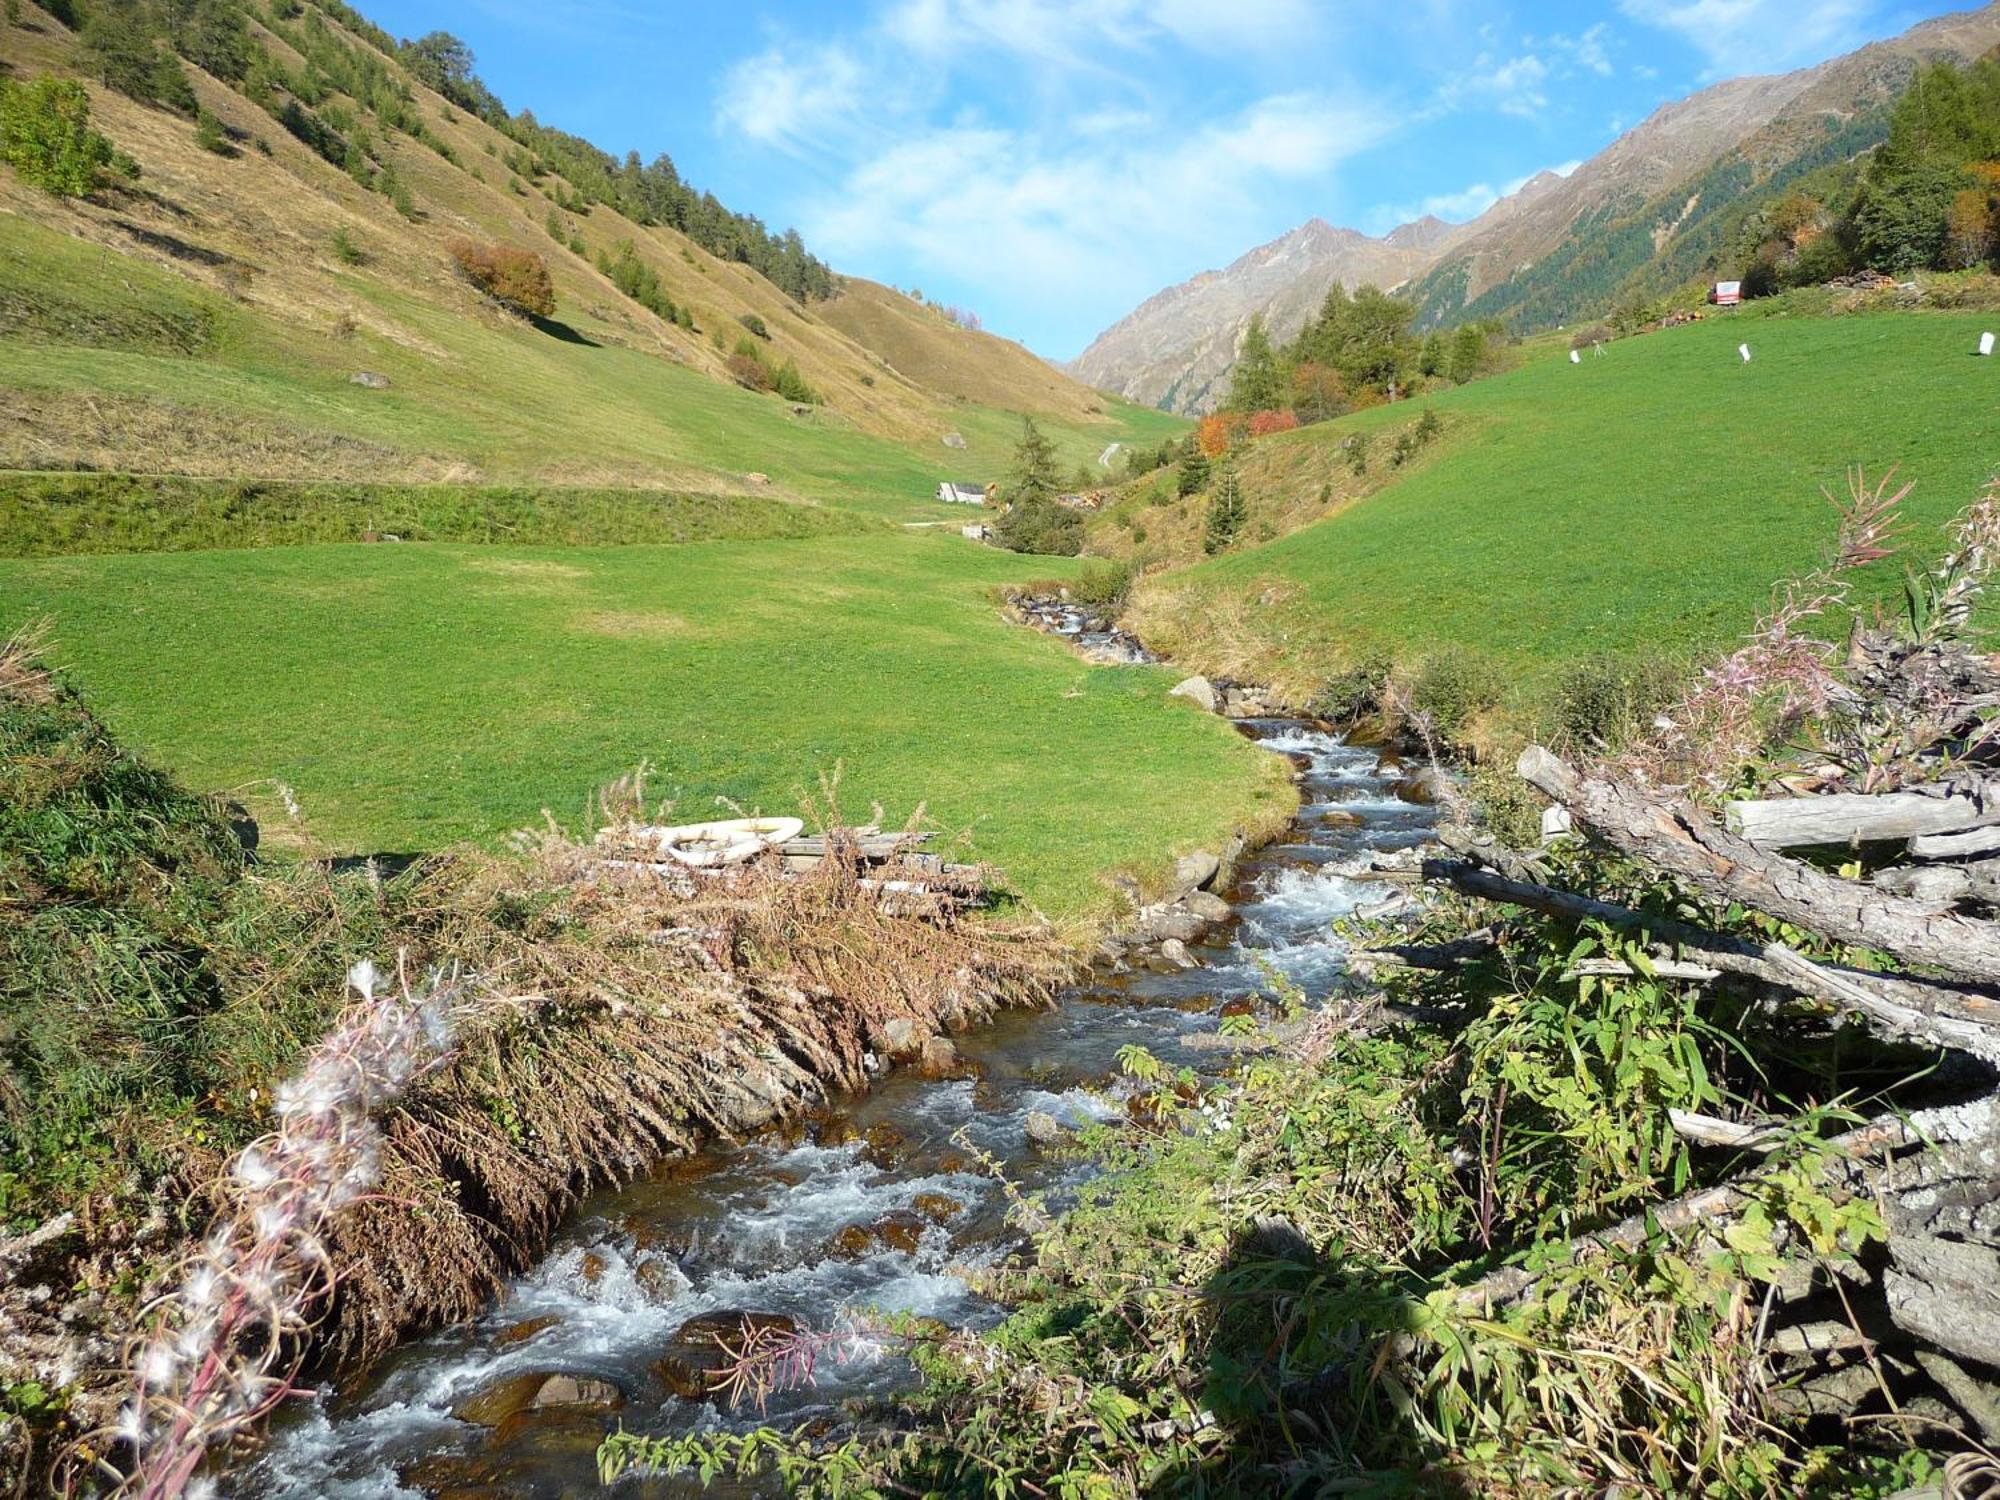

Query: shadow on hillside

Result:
[532,315,599,347]
[1139,1220,1460,1499]
[114,219,234,267]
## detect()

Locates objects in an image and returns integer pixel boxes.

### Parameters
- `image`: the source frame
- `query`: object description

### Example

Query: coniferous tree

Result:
[1004,417,1059,505]
[1226,314,1284,412]
[1203,464,1246,555]
[1177,448,1210,497]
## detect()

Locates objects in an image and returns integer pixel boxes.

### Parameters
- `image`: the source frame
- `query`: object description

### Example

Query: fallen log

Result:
[1518,746,2000,990]
[1444,1096,1999,1315]
[1725,787,2000,848]
[1910,825,2000,861]
[1426,860,2000,1061]
[1872,858,2000,909]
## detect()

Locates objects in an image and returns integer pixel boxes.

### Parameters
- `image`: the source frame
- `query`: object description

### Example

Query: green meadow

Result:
[1157,307,2000,689]
[0,532,1289,919]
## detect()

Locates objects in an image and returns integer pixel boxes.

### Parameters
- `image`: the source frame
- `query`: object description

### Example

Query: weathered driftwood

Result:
[1517,746,2000,989]
[1426,860,2000,1061]
[1910,825,2000,860]
[1725,787,2000,848]
[1873,859,2000,909]
[1669,1107,1784,1151]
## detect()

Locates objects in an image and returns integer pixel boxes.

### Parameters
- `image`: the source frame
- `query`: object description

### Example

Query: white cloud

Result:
[1442,52,1552,117]
[1617,0,1872,71]
[880,0,1319,64]
[716,44,866,152]
[1551,22,1615,76]
[805,92,1390,357]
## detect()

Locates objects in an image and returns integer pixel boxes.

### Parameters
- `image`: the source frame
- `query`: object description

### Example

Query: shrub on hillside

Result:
[726,351,773,392]
[1071,559,1133,609]
[449,240,555,319]
[1247,409,1298,438]
[1547,653,1683,754]
[0,76,125,196]
[737,312,770,339]
[82,0,196,111]
[1309,654,1394,724]
[1203,465,1246,555]
[1405,648,1502,743]
[993,495,1081,556]
[771,356,817,404]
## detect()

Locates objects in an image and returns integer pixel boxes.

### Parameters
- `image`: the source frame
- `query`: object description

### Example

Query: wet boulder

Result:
[492,1314,560,1350]
[453,1371,623,1427]
[1024,1110,1067,1149]
[828,1210,928,1258]
[911,1192,963,1223]
[654,1311,800,1402]
[1181,890,1232,924]
[634,1253,692,1304]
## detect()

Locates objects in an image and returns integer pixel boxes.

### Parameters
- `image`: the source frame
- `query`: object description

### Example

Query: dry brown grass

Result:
[0,389,471,483]
[274,825,1061,1371]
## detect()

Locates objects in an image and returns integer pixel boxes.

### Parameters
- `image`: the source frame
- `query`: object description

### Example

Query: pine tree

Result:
[1177,448,1210,497]
[1004,417,1059,505]
[1226,314,1283,412]
[1203,464,1246,555]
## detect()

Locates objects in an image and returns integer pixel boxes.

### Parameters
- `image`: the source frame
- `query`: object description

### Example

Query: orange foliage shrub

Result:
[726,352,773,392]
[1196,412,1247,458]
[1248,409,1299,438]
[449,240,556,318]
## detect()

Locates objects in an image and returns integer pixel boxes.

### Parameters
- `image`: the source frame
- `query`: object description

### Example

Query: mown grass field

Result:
[1132,308,2000,698]
[0,532,1290,920]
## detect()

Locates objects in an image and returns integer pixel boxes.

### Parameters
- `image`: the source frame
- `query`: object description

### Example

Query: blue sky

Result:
[359,0,1946,358]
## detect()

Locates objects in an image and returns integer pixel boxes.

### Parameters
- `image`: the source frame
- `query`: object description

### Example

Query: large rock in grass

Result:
[1169,676,1219,714]
[1174,850,1222,894]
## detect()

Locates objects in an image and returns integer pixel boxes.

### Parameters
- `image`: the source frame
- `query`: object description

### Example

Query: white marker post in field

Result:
[1980,332,1995,357]
[1570,349,1581,365]
[1739,343,1752,363]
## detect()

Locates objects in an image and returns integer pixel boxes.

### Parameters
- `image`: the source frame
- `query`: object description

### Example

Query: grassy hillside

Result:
[0,532,1290,919]
[0,1,1167,508]
[821,279,1116,425]
[0,211,1164,520]
[1126,304,2000,713]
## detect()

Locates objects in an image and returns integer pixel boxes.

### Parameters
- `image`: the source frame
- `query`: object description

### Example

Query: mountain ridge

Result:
[1073,1,2000,413]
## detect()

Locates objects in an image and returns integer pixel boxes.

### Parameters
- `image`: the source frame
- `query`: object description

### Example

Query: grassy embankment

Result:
[1118,303,2000,736]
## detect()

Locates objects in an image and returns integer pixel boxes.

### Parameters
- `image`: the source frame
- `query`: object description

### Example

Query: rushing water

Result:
[242,722,1434,1498]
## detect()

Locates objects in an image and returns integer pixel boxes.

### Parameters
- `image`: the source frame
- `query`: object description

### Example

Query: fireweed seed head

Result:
[347,959,381,1001]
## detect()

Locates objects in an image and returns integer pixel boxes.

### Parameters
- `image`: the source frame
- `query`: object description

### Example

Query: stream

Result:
[241,720,1435,1498]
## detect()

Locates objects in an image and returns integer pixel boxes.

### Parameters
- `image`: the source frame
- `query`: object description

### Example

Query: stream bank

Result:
[242,720,1436,1498]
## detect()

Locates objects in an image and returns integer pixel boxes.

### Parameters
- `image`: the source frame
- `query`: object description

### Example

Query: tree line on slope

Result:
[1217,290,1512,434]
[1738,54,2000,295]
[3,0,833,303]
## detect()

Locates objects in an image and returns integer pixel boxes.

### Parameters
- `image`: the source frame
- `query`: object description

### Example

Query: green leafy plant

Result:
[0,76,121,197]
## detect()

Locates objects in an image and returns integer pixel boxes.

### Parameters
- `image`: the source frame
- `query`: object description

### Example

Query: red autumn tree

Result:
[449,240,556,319]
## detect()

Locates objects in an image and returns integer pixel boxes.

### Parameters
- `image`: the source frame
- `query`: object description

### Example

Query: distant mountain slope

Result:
[1076,2,2000,413]
[1409,1,2000,330]
[0,0,1123,468]
[821,279,1107,422]
[1068,217,1465,414]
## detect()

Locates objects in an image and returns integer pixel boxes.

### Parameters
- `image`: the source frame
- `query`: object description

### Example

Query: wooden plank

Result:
[1724,789,1999,848]
[1909,825,2000,860]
